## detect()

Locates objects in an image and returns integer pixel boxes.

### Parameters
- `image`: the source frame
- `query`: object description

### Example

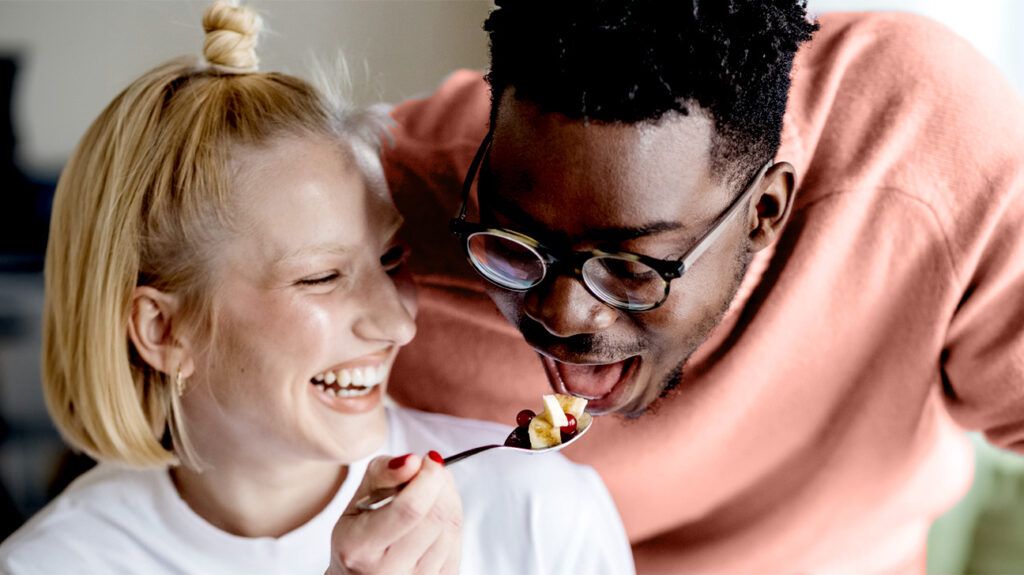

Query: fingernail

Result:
[388,453,412,469]
[427,450,444,465]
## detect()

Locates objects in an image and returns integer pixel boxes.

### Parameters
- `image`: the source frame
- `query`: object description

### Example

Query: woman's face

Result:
[183,136,416,466]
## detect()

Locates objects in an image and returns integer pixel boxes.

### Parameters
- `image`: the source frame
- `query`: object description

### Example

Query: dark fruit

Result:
[516,409,536,427]
[504,425,530,448]
[560,430,576,443]
[560,413,577,434]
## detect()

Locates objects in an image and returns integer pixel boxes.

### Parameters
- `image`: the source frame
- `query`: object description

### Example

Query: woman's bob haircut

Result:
[43,1,390,469]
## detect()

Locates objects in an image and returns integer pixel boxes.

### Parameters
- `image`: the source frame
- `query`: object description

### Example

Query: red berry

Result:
[505,425,530,447]
[560,413,577,434]
[516,409,536,427]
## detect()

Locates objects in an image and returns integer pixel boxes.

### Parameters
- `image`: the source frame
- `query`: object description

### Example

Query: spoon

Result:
[354,420,594,511]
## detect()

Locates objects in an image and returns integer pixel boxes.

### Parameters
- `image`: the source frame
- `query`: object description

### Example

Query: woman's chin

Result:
[314,402,388,463]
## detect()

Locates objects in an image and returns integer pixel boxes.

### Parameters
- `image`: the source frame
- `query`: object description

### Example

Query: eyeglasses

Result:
[450,129,771,312]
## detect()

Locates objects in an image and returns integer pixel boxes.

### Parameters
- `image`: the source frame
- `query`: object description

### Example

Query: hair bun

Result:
[202,0,262,73]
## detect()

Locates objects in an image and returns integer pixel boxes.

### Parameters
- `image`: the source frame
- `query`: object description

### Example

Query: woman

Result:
[0,2,634,574]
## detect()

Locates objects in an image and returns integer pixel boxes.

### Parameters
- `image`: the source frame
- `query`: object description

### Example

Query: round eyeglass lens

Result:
[466,232,545,290]
[582,256,667,310]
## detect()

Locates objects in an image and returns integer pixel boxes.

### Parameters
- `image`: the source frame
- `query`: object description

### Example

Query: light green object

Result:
[926,433,1024,574]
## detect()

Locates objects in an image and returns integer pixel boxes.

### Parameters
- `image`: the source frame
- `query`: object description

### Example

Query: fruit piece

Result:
[554,394,588,419]
[504,425,530,448]
[576,412,593,433]
[519,393,591,450]
[528,416,562,449]
[540,394,569,428]
[516,409,535,427]
[560,413,577,434]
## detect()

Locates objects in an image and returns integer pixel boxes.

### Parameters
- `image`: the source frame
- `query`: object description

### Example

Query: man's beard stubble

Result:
[646,242,755,415]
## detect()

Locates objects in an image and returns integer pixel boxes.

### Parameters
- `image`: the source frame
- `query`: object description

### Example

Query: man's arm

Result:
[383,70,490,281]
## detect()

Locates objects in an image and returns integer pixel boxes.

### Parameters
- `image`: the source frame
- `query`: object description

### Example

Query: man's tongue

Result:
[556,359,628,399]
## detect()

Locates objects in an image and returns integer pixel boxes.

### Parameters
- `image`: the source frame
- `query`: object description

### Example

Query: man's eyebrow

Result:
[481,173,685,244]
[587,220,685,242]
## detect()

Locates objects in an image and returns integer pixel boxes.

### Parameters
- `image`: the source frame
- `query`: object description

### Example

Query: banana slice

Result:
[555,394,587,419]
[528,416,562,449]
[576,412,593,433]
[540,394,569,427]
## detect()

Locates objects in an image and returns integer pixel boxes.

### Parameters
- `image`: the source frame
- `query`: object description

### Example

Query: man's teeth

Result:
[310,364,387,398]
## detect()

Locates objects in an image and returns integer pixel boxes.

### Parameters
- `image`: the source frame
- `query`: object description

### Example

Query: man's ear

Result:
[747,161,796,251]
[127,286,194,378]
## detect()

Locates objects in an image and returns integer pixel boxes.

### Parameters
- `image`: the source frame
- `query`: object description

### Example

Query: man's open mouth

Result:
[539,355,641,414]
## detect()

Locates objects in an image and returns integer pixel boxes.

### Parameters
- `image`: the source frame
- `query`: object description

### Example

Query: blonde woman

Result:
[0,2,634,574]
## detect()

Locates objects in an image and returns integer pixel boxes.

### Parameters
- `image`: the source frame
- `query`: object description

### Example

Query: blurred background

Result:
[0,1,1021,572]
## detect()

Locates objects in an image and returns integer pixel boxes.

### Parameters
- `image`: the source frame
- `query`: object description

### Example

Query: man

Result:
[383,1,1024,572]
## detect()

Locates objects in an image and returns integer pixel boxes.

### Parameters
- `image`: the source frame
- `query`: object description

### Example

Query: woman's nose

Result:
[352,267,417,346]
[523,274,616,338]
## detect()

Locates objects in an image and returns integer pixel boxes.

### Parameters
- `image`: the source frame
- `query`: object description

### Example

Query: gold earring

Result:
[175,368,186,397]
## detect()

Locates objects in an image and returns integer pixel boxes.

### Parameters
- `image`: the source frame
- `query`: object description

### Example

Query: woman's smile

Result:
[310,351,393,413]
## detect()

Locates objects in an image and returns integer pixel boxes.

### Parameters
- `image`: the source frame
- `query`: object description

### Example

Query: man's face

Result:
[479,96,759,416]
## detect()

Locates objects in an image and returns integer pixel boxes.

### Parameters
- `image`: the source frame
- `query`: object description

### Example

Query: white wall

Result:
[0,0,491,175]
[1,1,1020,176]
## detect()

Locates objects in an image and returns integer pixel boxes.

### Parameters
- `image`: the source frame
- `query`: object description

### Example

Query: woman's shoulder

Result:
[0,463,170,573]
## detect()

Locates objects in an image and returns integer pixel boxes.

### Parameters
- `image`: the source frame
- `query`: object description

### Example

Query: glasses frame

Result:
[450,129,772,311]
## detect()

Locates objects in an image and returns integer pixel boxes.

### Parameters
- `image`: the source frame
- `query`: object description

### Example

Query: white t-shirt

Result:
[0,407,635,574]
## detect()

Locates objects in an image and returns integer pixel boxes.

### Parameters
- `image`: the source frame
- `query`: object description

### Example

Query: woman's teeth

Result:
[311,364,387,398]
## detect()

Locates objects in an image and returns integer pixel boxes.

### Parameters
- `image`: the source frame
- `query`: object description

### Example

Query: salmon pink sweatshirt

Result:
[383,12,1024,574]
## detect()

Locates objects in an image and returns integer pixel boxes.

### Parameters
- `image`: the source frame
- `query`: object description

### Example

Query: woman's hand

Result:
[326,453,462,575]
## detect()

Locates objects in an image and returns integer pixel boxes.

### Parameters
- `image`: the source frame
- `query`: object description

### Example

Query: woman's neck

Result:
[170,458,347,538]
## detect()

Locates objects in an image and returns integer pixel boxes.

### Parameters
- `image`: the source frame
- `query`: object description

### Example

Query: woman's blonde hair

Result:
[43,0,389,469]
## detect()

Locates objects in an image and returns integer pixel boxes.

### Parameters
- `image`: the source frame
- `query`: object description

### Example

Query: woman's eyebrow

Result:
[383,215,405,243]
[270,243,356,266]
[269,215,404,267]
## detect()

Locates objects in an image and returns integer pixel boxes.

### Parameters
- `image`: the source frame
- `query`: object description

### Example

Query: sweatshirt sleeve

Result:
[791,13,1024,455]
[382,70,491,280]
[942,173,1024,452]
[897,16,1024,453]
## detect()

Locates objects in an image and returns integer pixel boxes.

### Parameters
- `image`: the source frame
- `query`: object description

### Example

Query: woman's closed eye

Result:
[292,243,406,286]
[297,272,340,286]
[381,244,410,275]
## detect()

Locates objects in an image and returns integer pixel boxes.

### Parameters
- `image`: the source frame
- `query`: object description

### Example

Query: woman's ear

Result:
[128,286,194,378]
[748,161,796,251]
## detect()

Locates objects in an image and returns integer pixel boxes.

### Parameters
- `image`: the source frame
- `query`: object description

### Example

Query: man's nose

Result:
[352,269,417,346]
[523,274,617,338]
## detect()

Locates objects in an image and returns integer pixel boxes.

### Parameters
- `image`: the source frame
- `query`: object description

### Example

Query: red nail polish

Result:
[427,450,444,465]
[388,454,412,469]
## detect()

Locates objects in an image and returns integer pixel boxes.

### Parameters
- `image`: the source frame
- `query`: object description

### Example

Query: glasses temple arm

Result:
[680,162,772,272]
[455,129,495,221]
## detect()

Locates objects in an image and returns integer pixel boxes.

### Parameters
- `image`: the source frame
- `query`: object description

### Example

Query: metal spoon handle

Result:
[354,486,402,512]
[440,443,501,466]
[354,445,501,511]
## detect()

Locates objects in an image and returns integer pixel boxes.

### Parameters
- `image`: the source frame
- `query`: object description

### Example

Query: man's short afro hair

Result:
[484,0,818,184]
